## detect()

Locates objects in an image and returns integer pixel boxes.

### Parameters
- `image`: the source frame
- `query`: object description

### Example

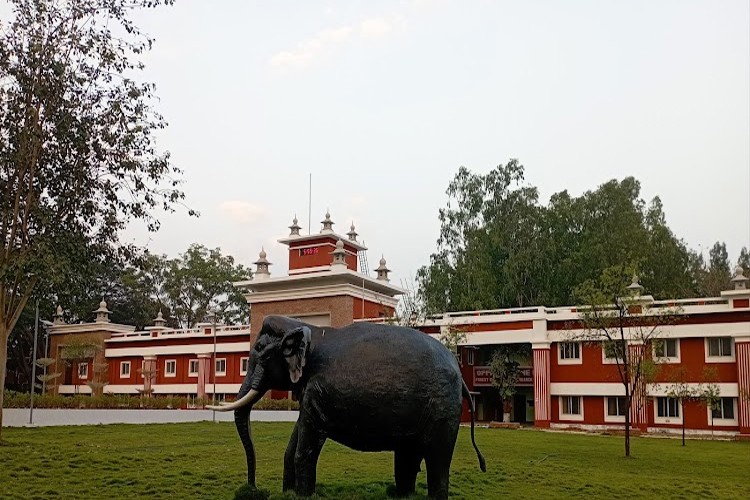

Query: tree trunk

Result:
[624,389,631,458]
[682,415,686,446]
[0,324,9,442]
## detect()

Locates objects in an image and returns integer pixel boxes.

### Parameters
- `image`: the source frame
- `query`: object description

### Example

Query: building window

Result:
[240,357,249,375]
[165,359,177,377]
[711,398,736,421]
[607,396,627,416]
[215,358,226,376]
[558,342,581,364]
[707,337,733,359]
[602,341,625,364]
[188,359,199,377]
[78,363,89,379]
[654,338,679,362]
[560,396,583,420]
[120,361,131,378]
[656,397,680,419]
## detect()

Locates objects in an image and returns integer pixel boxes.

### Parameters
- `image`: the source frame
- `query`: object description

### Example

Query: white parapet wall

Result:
[3,409,299,427]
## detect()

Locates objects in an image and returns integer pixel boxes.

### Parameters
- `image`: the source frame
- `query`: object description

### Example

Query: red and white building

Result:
[47,212,750,437]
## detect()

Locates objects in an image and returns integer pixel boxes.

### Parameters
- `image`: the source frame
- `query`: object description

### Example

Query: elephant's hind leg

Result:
[394,446,422,497]
[283,422,299,491]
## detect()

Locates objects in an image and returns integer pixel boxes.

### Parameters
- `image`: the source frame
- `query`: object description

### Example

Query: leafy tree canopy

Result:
[418,160,744,313]
[158,244,252,328]
[0,0,181,438]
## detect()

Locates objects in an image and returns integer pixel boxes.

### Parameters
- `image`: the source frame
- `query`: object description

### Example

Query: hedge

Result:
[2,391,300,411]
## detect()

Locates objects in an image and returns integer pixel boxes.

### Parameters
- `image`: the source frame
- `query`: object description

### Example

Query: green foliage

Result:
[234,484,271,500]
[160,244,252,328]
[2,391,300,411]
[0,0,183,436]
[437,326,467,359]
[489,351,520,414]
[1,422,749,499]
[418,162,732,313]
[738,247,750,274]
[700,242,732,296]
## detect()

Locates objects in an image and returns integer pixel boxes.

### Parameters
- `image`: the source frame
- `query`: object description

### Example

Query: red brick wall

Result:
[49,329,112,393]
[288,238,359,272]
[250,295,354,334]
[352,298,394,320]
[550,343,622,383]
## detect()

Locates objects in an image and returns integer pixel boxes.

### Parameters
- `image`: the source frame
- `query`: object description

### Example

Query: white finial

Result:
[321,210,334,234]
[375,255,391,282]
[254,247,272,280]
[53,305,65,325]
[153,309,167,328]
[347,221,358,241]
[94,299,111,323]
[289,215,302,237]
[627,275,644,295]
[731,265,748,290]
[331,238,348,269]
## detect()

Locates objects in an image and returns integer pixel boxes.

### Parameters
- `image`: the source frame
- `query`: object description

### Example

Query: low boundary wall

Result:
[3,408,299,427]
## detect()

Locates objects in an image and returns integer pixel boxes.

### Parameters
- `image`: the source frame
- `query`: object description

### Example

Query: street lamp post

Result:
[208,309,217,423]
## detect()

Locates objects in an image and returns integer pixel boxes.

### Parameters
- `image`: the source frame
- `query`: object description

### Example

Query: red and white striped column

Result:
[628,344,649,431]
[197,353,212,399]
[736,339,750,435]
[142,356,157,396]
[533,345,551,428]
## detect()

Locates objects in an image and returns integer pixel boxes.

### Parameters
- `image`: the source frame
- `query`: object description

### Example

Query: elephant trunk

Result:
[233,356,263,486]
[235,402,257,486]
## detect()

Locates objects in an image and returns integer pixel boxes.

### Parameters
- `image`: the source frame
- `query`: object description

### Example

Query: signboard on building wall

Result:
[473,366,532,387]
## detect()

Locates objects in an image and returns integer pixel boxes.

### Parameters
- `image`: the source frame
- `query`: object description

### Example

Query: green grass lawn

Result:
[1,422,748,499]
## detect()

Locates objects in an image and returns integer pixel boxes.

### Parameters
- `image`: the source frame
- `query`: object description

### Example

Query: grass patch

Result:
[1,423,748,499]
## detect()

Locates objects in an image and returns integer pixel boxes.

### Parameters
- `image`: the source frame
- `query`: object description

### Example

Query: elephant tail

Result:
[462,380,487,472]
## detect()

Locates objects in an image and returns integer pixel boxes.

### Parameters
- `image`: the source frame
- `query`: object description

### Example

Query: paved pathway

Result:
[3,408,299,427]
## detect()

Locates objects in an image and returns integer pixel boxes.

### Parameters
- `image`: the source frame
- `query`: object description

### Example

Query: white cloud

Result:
[269,26,354,69]
[360,17,394,38]
[218,200,266,224]
[269,16,406,69]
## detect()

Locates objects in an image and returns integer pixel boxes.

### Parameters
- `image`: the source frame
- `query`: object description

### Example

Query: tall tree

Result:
[737,247,750,275]
[417,160,542,312]
[0,0,183,440]
[160,244,251,328]
[700,242,732,296]
[418,163,699,313]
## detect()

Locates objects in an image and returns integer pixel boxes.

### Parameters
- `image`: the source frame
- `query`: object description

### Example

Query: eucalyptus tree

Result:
[0,0,183,439]
[417,160,543,313]
[738,247,750,274]
[418,163,701,314]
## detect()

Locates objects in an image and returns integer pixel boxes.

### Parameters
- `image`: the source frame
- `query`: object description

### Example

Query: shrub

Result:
[253,398,300,411]
[2,391,299,410]
[233,484,270,500]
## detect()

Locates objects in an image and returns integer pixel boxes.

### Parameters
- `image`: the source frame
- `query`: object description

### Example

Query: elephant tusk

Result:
[206,389,261,412]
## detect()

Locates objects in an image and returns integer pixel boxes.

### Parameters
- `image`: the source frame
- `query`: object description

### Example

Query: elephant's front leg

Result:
[282,422,299,491]
[294,417,327,497]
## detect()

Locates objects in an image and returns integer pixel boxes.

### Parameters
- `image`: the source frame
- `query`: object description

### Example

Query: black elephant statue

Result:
[209,315,486,499]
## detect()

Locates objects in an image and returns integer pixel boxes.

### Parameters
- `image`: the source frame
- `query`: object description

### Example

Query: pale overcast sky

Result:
[120,0,749,290]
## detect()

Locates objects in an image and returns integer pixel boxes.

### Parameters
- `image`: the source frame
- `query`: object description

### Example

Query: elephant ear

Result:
[281,326,311,384]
